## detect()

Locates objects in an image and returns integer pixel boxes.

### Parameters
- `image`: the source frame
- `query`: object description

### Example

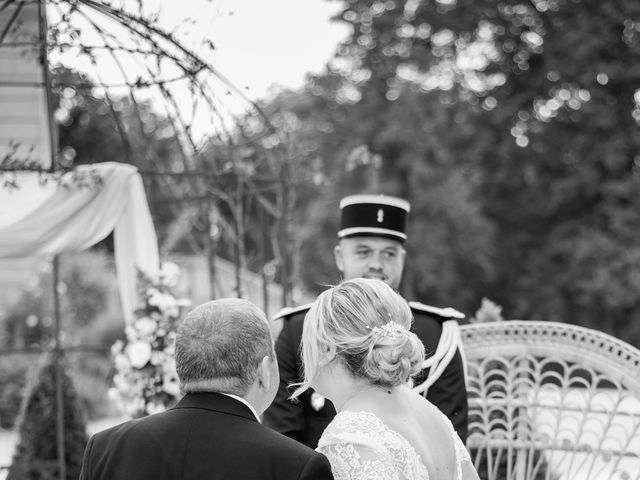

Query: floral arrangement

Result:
[470,297,504,323]
[109,262,191,418]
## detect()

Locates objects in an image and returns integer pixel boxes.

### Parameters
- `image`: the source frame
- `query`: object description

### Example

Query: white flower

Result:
[114,353,130,371]
[110,340,124,356]
[162,356,176,372]
[164,304,180,318]
[162,376,181,397]
[150,351,164,366]
[148,290,178,313]
[111,261,189,418]
[135,316,158,337]
[159,262,181,288]
[128,397,146,416]
[145,401,166,415]
[107,387,120,403]
[163,341,175,357]
[112,372,130,392]
[146,287,161,298]
[127,341,152,368]
[124,325,137,342]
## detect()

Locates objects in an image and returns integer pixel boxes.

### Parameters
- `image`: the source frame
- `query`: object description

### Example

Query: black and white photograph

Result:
[1,0,639,479]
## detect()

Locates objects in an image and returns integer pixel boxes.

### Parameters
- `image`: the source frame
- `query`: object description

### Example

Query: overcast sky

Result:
[160,0,351,100]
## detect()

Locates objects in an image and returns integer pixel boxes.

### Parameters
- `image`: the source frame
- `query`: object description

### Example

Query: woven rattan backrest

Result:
[460,320,640,480]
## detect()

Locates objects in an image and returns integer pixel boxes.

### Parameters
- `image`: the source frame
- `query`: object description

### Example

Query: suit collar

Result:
[172,392,259,423]
[218,392,261,422]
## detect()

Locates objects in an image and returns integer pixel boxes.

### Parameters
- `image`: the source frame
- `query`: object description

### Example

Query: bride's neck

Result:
[333,380,396,412]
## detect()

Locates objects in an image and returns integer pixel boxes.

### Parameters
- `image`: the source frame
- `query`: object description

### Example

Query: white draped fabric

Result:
[0,162,159,323]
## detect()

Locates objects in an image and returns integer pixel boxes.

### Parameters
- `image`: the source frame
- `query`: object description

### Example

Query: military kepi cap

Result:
[338,194,410,243]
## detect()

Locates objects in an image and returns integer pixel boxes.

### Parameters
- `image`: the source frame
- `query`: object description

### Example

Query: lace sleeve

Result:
[318,441,401,480]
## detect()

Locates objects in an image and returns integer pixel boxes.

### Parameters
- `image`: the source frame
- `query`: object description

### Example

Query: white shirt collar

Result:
[219,393,261,423]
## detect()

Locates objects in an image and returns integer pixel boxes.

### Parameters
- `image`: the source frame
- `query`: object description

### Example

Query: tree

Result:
[259,68,497,311]
[50,66,188,248]
[289,0,640,345]
[7,355,88,480]
[0,355,32,430]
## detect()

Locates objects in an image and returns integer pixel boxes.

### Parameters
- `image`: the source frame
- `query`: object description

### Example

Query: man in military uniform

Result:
[263,194,469,448]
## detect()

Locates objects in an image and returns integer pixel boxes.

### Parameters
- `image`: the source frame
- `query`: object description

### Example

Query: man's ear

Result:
[258,355,272,391]
[334,245,344,273]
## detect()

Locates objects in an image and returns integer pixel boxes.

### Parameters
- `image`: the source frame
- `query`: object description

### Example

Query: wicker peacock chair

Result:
[460,320,640,480]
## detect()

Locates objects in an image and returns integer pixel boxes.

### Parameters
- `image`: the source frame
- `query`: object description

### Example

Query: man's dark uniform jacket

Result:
[80,392,334,480]
[263,302,469,448]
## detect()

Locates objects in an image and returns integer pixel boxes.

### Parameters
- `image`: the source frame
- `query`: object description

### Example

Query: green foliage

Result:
[0,355,32,429]
[68,352,120,421]
[262,75,497,310]
[253,0,640,346]
[7,355,88,480]
[2,288,53,349]
[0,253,123,425]
[1,254,111,349]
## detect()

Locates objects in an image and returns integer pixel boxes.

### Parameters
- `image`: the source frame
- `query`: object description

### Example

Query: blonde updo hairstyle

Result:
[295,278,425,398]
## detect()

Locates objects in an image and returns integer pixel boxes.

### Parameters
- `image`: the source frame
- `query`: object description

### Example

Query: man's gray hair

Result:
[175,298,274,396]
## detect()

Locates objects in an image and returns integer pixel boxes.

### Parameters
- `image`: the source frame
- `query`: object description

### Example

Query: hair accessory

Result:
[368,321,407,338]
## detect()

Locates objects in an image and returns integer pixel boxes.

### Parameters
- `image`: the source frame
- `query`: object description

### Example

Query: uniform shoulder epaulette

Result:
[408,301,465,320]
[272,302,313,321]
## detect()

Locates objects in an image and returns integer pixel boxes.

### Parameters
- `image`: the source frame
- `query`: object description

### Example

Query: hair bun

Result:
[363,330,425,387]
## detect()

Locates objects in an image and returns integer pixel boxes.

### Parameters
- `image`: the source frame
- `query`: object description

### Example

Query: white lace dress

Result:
[317,410,474,480]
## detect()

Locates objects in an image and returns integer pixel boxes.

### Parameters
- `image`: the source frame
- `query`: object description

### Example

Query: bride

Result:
[293,278,479,480]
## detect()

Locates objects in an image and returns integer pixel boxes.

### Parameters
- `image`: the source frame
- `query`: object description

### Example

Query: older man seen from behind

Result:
[80,299,334,480]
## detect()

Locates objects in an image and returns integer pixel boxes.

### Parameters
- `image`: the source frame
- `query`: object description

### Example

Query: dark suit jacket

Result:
[263,304,469,448]
[80,392,334,480]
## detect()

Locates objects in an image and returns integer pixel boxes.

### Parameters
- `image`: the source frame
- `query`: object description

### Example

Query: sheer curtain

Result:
[0,162,159,323]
